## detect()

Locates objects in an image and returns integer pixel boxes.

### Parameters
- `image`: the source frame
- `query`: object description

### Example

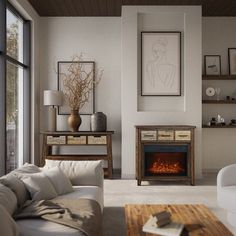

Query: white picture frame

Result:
[228,48,236,75]
[141,31,181,96]
[204,55,221,75]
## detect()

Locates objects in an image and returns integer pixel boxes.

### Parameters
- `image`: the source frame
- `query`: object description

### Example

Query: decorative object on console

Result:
[57,55,103,131]
[68,110,81,132]
[90,112,107,132]
[204,55,221,75]
[44,90,63,131]
[141,31,181,96]
[228,48,236,75]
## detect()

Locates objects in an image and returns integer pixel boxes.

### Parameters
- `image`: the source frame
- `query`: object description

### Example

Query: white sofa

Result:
[0,160,104,236]
[217,164,236,227]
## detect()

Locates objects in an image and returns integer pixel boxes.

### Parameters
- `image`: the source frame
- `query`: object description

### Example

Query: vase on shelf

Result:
[68,110,81,132]
[90,112,107,132]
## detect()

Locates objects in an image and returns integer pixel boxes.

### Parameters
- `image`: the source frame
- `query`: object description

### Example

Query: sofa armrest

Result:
[44,160,104,188]
[217,164,236,188]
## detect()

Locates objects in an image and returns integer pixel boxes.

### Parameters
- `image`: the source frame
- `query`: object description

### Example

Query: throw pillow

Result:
[12,163,41,175]
[0,205,20,236]
[43,166,74,195]
[0,183,17,215]
[21,172,58,201]
[0,174,29,207]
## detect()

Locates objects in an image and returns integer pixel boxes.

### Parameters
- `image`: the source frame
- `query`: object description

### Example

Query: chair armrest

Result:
[44,160,104,188]
[217,164,236,188]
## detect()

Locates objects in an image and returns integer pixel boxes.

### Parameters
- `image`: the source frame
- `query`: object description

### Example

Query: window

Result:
[0,1,31,174]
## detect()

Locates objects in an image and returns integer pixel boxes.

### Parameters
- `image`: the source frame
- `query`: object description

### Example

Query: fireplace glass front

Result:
[144,145,188,177]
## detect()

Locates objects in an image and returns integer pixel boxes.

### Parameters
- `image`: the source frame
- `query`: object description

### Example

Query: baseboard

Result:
[121,173,136,179]
[203,168,220,174]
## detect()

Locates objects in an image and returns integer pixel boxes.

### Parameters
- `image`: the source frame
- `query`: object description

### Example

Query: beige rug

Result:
[102,177,236,236]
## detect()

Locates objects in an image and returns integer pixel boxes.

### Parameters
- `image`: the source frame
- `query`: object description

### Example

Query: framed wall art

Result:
[228,48,236,75]
[204,55,221,75]
[141,31,181,96]
[57,61,95,115]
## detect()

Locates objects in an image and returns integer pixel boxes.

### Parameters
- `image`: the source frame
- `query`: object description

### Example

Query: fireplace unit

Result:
[136,125,195,185]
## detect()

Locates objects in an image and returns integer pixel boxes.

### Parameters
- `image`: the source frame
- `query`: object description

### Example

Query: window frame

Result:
[0,0,31,174]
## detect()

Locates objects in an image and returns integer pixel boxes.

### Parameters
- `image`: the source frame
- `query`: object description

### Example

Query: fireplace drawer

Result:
[175,131,191,141]
[158,130,174,141]
[141,131,157,141]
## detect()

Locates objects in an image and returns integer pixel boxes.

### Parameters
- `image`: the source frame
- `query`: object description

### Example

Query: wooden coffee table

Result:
[125,204,233,236]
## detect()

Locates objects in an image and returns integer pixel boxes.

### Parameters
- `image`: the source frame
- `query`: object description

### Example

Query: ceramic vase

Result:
[90,112,107,132]
[68,110,81,132]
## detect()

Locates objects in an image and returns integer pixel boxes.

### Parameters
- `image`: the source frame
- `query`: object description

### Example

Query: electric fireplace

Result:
[136,125,195,185]
[144,145,188,176]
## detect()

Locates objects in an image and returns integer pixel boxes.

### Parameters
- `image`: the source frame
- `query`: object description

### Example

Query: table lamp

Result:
[44,90,63,131]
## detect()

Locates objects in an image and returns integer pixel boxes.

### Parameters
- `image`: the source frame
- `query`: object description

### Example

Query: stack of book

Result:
[142,211,184,236]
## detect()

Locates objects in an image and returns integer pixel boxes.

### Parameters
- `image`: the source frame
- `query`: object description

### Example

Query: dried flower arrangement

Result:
[58,55,103,112]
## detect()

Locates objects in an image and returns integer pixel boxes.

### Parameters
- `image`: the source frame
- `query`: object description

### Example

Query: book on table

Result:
[143,217,184,236]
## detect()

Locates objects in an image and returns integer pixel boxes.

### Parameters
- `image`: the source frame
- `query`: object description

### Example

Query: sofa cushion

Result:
[0,174,29,207]
[0,205,20,236]
[17,219,83,236]
[45,160,103,187]
[12,163,41,175]
[56,186,103,209]
[0,183,17,215]
[43,166,74,195]
[21,172,58,201]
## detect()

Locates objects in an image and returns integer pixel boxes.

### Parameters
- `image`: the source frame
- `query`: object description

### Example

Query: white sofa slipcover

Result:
[217,164,236,227]
[0,160,104,236]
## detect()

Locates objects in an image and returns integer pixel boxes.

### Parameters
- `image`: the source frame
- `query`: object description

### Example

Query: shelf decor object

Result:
[204,55,221,75]
[141,31,181,96]
[44,90,63,131]
[228,48,236,75]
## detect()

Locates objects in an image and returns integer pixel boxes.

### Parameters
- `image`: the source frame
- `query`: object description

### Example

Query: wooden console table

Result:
[41,131,114,178]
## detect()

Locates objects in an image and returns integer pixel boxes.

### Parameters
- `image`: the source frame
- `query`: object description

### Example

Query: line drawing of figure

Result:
[146,37,176,89]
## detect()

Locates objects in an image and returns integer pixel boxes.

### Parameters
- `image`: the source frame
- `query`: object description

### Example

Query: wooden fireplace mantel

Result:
[135,125,196,186]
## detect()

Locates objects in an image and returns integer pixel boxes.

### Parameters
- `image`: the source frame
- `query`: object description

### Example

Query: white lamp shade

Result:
[44,90,63,106]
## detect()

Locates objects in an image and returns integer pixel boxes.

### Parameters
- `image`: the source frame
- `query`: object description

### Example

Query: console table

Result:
[41,131,114,178]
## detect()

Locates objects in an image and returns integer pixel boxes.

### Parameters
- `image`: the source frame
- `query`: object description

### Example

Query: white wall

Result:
[10,0,40,165]
[121,6,202,178]
[39,17,121,169]
[202,17,236,171]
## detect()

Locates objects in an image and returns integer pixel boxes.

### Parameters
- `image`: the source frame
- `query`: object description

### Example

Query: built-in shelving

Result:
[202,100,236,104]
[202,75,236,129]
[202,75,236,80]
[202,125,236,128]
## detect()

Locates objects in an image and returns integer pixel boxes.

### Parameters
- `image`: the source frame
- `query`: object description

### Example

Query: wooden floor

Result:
[125,204,234,236]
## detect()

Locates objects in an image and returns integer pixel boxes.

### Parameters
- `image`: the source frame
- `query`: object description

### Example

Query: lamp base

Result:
[48,106,56,131]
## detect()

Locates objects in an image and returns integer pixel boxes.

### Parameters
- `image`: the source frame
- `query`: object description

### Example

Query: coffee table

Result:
[125,204,233,236]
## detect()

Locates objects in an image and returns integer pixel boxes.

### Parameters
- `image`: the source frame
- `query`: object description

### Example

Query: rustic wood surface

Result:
[125,204,233,236]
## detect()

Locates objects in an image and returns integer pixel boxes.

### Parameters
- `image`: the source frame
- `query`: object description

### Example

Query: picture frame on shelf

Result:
[228,48,236,75]
[141,31,181,96]
[57,61,95,115]
[204,55,221,76]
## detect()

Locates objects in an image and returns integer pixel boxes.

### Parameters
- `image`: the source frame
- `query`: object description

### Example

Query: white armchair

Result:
[217,164,236,227]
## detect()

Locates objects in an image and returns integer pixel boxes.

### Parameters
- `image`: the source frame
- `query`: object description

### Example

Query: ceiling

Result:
[27,0,236,17]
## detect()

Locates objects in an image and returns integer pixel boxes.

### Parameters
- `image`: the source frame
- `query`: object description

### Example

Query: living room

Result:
[0,0,236,235]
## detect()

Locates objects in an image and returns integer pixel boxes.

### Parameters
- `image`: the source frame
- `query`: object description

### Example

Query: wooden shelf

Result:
[202,75,236,80]
[202,125,236,128]
[202,100,236,104]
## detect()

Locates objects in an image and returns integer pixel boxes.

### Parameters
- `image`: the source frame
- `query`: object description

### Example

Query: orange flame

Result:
[148,158,185,174]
